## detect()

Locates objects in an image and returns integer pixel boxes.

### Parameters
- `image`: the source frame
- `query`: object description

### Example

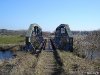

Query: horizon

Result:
[0,28,99,32]
[0,0,100,32]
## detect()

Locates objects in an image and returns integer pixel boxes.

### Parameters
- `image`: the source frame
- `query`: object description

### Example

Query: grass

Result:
[0,35,25,44]
[34,51,56,75]
[58,50,98,75]
[0,51,37,75]
[0,50,99,75]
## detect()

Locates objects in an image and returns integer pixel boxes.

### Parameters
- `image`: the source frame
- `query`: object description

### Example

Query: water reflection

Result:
[86,50,100,60]
[0,51,14,60]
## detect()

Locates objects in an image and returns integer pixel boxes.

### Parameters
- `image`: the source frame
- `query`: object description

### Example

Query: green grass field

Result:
[0,35,25,44]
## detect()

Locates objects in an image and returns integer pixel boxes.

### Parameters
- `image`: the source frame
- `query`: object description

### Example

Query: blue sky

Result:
[0,0,100,32]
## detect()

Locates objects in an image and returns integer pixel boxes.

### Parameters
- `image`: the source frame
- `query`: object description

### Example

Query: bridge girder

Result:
[26,23,43,45]
[26,23,42,37]
[54,24,73,51]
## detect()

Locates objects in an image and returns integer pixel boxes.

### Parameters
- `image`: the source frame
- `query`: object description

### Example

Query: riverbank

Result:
[0,44,24,51]
[0,51,37,75]
[0,35,25,51]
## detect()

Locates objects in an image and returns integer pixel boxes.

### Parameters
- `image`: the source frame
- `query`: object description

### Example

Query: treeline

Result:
[0,29,26,36]
[0,29,51,37]
[72,30,100,35]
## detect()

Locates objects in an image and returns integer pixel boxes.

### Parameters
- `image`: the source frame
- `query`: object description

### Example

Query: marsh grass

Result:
[0,35,24,44]
[58,50,98,75]
[35,51,56,75]
[0,51,37,75]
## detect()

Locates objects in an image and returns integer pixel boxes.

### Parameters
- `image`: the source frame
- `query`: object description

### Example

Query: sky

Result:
[0,0,100,32]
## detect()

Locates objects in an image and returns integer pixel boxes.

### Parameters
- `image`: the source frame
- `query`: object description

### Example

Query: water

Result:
[0,50,14,60]
[86,50,100,60]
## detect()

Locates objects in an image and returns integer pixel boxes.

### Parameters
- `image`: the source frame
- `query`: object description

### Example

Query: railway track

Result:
[34,38,65,75]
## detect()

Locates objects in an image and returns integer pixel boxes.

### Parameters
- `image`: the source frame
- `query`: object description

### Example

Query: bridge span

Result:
[25,23,73,52]
[24,23,73,74]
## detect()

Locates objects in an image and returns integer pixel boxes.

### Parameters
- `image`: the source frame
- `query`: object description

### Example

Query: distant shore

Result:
[0,35,25,51]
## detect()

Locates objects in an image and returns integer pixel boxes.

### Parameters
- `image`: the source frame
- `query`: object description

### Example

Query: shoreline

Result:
[0,43,24,51]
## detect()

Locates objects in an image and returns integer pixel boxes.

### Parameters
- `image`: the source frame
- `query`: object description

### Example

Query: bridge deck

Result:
[45,39,53,51]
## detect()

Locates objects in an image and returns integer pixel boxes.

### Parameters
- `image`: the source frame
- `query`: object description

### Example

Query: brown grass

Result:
[0,51,37,75]
[58,50,98,75]
[34,51,56,75]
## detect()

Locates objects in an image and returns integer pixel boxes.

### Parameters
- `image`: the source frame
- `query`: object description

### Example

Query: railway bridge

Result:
[25,23,73,52]
[24,23,73,74]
